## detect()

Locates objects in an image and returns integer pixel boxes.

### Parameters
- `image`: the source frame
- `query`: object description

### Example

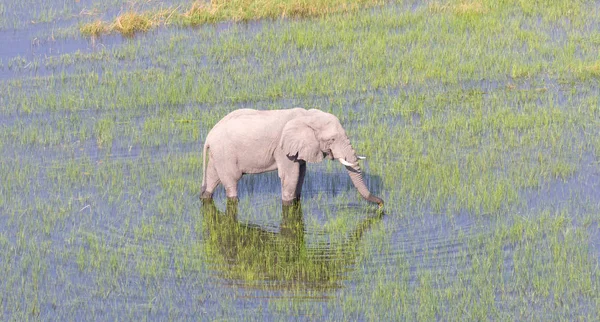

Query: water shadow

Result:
[236,167,384,201]
[200,201,384,292]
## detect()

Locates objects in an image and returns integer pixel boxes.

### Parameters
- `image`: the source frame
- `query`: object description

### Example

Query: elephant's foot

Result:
[282,198,300,207]
[201,198,214,206]
[226,197,239,206]
[200,188,213,201]
[200,191,213,203]
[200,196,213,205]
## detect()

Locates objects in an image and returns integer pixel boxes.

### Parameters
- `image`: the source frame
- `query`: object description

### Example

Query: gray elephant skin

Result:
[200,108,384,206]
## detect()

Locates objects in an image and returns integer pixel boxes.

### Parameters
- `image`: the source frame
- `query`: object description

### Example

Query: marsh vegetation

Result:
[1,0,599,319]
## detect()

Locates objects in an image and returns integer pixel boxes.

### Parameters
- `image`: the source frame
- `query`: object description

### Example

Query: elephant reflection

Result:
[201,201,384,290]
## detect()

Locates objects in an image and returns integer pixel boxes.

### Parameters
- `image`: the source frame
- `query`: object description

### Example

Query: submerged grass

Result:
[345,209,600,320]
[2,0,600,319]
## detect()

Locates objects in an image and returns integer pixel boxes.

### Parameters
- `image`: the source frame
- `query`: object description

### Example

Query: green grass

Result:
[1,0,600,319]
[343,209,599,320]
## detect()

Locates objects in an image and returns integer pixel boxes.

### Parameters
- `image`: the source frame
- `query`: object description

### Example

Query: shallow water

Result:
[1,0,600,320]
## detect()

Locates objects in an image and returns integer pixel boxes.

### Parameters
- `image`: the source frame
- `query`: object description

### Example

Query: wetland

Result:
[1,0,599,320]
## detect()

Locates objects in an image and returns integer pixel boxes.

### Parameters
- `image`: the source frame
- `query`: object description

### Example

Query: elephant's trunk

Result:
[335,139,383,206]
[345,164,384,206]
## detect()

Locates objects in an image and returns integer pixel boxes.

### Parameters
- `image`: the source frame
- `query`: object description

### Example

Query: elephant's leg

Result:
[201,159,221,201]
[294,161,306,200]
[224,182,239,202]
[216,162,242,202]
[279,161,300,206]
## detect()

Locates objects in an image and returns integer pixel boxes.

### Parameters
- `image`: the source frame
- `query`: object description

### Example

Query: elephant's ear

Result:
[280,118,324,163]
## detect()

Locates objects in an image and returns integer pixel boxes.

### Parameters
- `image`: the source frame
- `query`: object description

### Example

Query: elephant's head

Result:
[280,109,384,206]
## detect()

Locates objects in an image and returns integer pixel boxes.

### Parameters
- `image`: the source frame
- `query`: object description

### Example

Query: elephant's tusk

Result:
[338,158,357,167]
[357,156,366,160]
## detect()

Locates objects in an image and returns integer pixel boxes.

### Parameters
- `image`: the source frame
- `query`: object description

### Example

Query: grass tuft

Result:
[80,11,161,37]
[79,20,108,37]
[112,12,155,36]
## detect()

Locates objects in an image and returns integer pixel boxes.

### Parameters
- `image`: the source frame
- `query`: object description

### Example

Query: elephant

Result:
[201,201,384,290]
[200,108,384,207]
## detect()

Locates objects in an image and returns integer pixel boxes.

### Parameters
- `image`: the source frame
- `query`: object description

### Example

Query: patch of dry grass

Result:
[80,0,383,37]
[111,12,155,36]
[80,7,181,37]
[80,12,157,37]
[584,61,600,77]
[429,0,487,15]
[79,20,109,37]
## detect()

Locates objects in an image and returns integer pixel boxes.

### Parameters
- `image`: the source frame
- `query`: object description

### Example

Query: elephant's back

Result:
[209,108,305,134]
[206,109,254,141]
[205,108,306,148]
[221,108,305,121]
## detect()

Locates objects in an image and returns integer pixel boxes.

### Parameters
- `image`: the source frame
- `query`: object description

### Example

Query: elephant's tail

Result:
[201,142,209,193]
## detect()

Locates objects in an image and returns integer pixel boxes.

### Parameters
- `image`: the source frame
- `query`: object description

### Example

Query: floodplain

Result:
[0,0,599,320]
